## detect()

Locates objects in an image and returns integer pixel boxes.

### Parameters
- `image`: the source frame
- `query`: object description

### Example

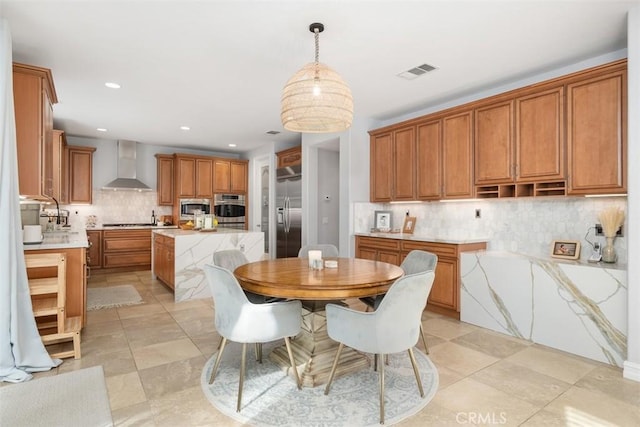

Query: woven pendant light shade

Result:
[281,23,353,133]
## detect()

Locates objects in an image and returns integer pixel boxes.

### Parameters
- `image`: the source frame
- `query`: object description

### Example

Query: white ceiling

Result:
[2,0,637,154]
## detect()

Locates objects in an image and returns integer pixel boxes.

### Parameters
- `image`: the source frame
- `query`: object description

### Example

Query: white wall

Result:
[624,6,640,382]
[316,148,339,247]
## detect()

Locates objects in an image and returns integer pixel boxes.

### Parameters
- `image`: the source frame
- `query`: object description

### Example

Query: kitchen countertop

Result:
[355,232,489,245]
[87,225,179,231]
[153,227,259,237]
[24,229,89,250]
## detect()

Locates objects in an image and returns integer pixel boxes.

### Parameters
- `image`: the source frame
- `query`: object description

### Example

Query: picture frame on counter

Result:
[403,216,416,234]
[373,210,392,232]
[551,240,580,260]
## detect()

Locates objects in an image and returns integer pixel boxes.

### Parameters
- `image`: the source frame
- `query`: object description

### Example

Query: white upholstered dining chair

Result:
[324,270,435,424]
[204,264,302,412]
[359,250,437,353]
[298,244,339,258]
[212,249,273,304]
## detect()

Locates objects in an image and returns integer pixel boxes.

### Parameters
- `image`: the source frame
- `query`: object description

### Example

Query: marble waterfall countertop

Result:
[152,228,265,302]
[23,229,89,250]
[460,250,627,367]
[355,231,489,245]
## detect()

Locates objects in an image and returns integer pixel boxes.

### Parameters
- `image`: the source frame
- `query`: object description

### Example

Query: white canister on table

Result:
[308,250,322,269]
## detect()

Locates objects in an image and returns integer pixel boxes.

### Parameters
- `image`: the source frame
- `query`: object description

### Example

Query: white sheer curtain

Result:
[0,19,60,383]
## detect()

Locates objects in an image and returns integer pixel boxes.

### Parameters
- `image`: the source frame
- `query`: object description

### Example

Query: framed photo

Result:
[374,210,392,231]
[403,216,416,234]
[551,240,580,260]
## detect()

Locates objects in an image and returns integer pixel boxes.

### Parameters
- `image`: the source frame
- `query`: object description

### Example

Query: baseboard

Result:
[623,360,640,382]
[426,305,460,320]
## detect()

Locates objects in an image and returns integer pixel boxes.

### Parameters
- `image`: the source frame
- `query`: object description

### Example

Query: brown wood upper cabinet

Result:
[67,145,96,204]
[195,158,213,197]
[213,159,248,194]
[370,108,474,202]
[174,154,213,199]
[54,130,95,204]
[13,63,58,200]
[393,126,416,200]
[474,87,564,186]
[416,119,442,200]
[369,59,626,201]
[277,146,302,168]
[52,130,67,202]
[567,66,626,195]
[369,132,393,202]
[474,100,515,184]
[442,109,474,199]
[155,154,174,206]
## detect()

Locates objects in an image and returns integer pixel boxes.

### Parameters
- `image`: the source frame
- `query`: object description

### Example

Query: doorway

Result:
[252,156,270,255]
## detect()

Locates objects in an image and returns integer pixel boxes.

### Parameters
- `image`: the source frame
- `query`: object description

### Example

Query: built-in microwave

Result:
[180,198,211,221]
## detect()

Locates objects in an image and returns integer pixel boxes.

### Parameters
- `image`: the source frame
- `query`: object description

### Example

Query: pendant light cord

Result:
[314,27,320,81]
[314,28,320,63]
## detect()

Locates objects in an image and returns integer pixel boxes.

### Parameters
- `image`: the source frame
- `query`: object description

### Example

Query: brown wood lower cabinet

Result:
[153,234,175,289]
[355,235,486,319]
[86,230,102,270]
[25,247,87,327]
[102,229,152,269]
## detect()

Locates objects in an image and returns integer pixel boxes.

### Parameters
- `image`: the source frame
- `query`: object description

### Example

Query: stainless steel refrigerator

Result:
[276,165,302,258]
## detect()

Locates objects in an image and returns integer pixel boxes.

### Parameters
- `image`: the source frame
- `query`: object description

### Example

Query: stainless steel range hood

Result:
[102,140,152,191]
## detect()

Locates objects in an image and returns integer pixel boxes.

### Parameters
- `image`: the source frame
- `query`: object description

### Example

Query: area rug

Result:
[201,342,439,426]
[87,284,143,310]
[0,365,113,426]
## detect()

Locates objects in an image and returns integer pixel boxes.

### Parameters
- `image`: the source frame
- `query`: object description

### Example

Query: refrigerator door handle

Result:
[284,196,290,233]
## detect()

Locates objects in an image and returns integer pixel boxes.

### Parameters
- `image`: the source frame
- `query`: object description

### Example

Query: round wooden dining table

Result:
[234,257,404,387]
[234,257,404,300]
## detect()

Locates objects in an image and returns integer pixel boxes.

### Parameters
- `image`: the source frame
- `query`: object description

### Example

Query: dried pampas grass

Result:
[598,207,625,237]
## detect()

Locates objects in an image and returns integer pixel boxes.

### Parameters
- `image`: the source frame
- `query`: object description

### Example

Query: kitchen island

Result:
[152,228,264,302]
[24,230,89,327]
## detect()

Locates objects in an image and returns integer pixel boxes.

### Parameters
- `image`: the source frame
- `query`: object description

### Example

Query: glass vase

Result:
[601,236,617,263]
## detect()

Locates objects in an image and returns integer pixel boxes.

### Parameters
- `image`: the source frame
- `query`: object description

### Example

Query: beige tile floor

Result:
[10,270,640,426]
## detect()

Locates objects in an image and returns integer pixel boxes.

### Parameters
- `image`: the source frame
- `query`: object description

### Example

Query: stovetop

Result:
[102,223,157,227]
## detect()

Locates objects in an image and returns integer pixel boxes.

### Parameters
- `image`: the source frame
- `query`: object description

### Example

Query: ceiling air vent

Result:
[397,63,437,80]
[266,130,281,135]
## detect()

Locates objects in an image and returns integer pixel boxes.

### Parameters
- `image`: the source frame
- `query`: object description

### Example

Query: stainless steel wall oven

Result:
[214,194,246,229]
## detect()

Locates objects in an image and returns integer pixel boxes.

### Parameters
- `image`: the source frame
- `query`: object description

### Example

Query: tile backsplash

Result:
[354,197,628,265]
[63,191,173,228]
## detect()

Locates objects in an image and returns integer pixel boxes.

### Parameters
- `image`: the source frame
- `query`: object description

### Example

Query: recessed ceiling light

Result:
[180,126,190,131]
[96,128,107,132]
[104,82,121,89]
[228,144,237,148]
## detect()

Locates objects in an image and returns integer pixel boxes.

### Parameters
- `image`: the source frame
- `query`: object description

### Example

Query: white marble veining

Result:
[153,229,264,302]
[460,251,627,366]
[23,230,89,250]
